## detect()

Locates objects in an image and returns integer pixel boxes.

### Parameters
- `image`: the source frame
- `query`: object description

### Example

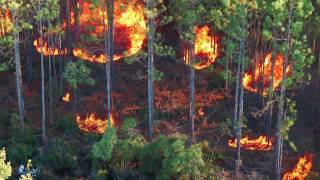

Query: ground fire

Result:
[0,9,12,37]
[62,93,70,102]
[283,153,314,180]
[228,135,274,151]
[243,53,291,96]
[184,25,220,70]
[33,0,147,62]
[76,113,115,134]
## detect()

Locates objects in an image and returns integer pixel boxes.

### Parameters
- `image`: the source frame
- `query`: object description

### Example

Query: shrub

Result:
[0,148,12,179]
[92,128,118,162]
[34,138,78,173]
[7,114,36,165]
[138,134,205,179]
[57,115,79,134]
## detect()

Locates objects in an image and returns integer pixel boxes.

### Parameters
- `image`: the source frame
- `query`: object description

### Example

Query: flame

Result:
[34,0,147,62]
[33,38,68,56]
[62,93,70,102]
[283,153,314,180]
[243,53,291,96]
[76,113,115,134]
[184,25,220,70]
[228,135,274,151]
[198,108,205,116]
[0,10,12,37]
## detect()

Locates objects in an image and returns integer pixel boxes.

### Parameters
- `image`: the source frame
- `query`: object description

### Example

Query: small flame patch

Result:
[76,113,115,134]
[228,135,274,151]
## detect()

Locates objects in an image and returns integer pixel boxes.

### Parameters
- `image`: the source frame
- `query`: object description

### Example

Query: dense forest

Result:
[0,0,319,179]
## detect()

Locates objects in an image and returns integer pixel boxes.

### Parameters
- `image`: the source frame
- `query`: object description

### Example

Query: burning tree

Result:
[283,153,314,180]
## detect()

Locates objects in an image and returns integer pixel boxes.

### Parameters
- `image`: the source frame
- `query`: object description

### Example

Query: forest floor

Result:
[0,56,319,178]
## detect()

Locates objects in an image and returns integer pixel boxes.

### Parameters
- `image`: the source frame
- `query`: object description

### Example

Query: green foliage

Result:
[282,98,298,151]
[138,135,205,179]
[34,138,78,172]
[63,61,95,89]
[121,118,137,133]
[0,148,12,179]
[92,128,118,162]
[57,115,79,134]
[7,114,36,164]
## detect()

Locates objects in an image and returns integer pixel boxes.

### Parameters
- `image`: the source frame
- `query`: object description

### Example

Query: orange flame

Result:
[283,153,314,180]
[184,25,220,70]
[76,113,115,134]
[228,135,274,151]
[62,93,70,102]
[243,53,291,96]
[0,10,12,37]
[33,38,68,56]
[198,108,205,116]
[34,0,147,62]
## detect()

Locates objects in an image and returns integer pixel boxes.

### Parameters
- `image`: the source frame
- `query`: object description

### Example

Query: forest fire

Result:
[0,10,12,37]
[243,53,291,95]
[228,135,274,151]
[33,38,68,56]
[33,0,147,62]
[283,153,314,180]
[62,93,70,102]
[76,113,115,134]
[184,25,220,70]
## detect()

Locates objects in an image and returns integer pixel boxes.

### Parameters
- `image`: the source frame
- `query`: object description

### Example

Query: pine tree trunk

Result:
[12,9,25,132]
[105,0,114,129]
[268,49,276,131]
[39,17,46,144]
[189,43,195,143]
[275,1,292,179]
[147,0,155,140]
[235,37,245,174]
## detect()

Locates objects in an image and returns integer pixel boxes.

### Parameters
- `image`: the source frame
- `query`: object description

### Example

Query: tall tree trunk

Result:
[235,37,245,174]
[268,48,276,131]
[275,1,292,179]
[105,0,114,129]
[189,43,196,143]
[27,29,34,86]
[66,0,71,50]
[39,14,46,144]
[147,0,155,140]
[12,9,25,132]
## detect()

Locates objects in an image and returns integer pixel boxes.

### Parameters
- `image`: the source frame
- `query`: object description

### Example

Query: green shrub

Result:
[0,148,12,179]
[138,134,205,179]
[92,128,118,162]
[7,114,36,165]
[121,118,137,133]
[57,115,79,134]
[34,138,78,173]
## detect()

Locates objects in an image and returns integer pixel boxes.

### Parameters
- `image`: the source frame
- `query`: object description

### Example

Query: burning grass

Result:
[228,135,274,151]
[283,153,314,180]
[76,113,115,134]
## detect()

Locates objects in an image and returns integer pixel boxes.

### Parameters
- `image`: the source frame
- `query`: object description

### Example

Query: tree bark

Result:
[235,37,245,174]
[12,9,25,132]
[105,0,114,129]
[147,0,155,140]
[275,0,292,179]
[189,43,196,143]
[39,13,46,144]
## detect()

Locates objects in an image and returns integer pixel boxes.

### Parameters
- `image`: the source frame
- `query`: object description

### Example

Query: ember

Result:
[76,113,115,134]
[243,53,291,96]
[62,93,70,102]
[184,25,220,70]
[283,153,314,180]
[228,135,274,151]
[0,9,12,37]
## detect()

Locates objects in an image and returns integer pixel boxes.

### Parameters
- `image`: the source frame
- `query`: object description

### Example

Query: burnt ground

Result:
[0,53,319,178]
